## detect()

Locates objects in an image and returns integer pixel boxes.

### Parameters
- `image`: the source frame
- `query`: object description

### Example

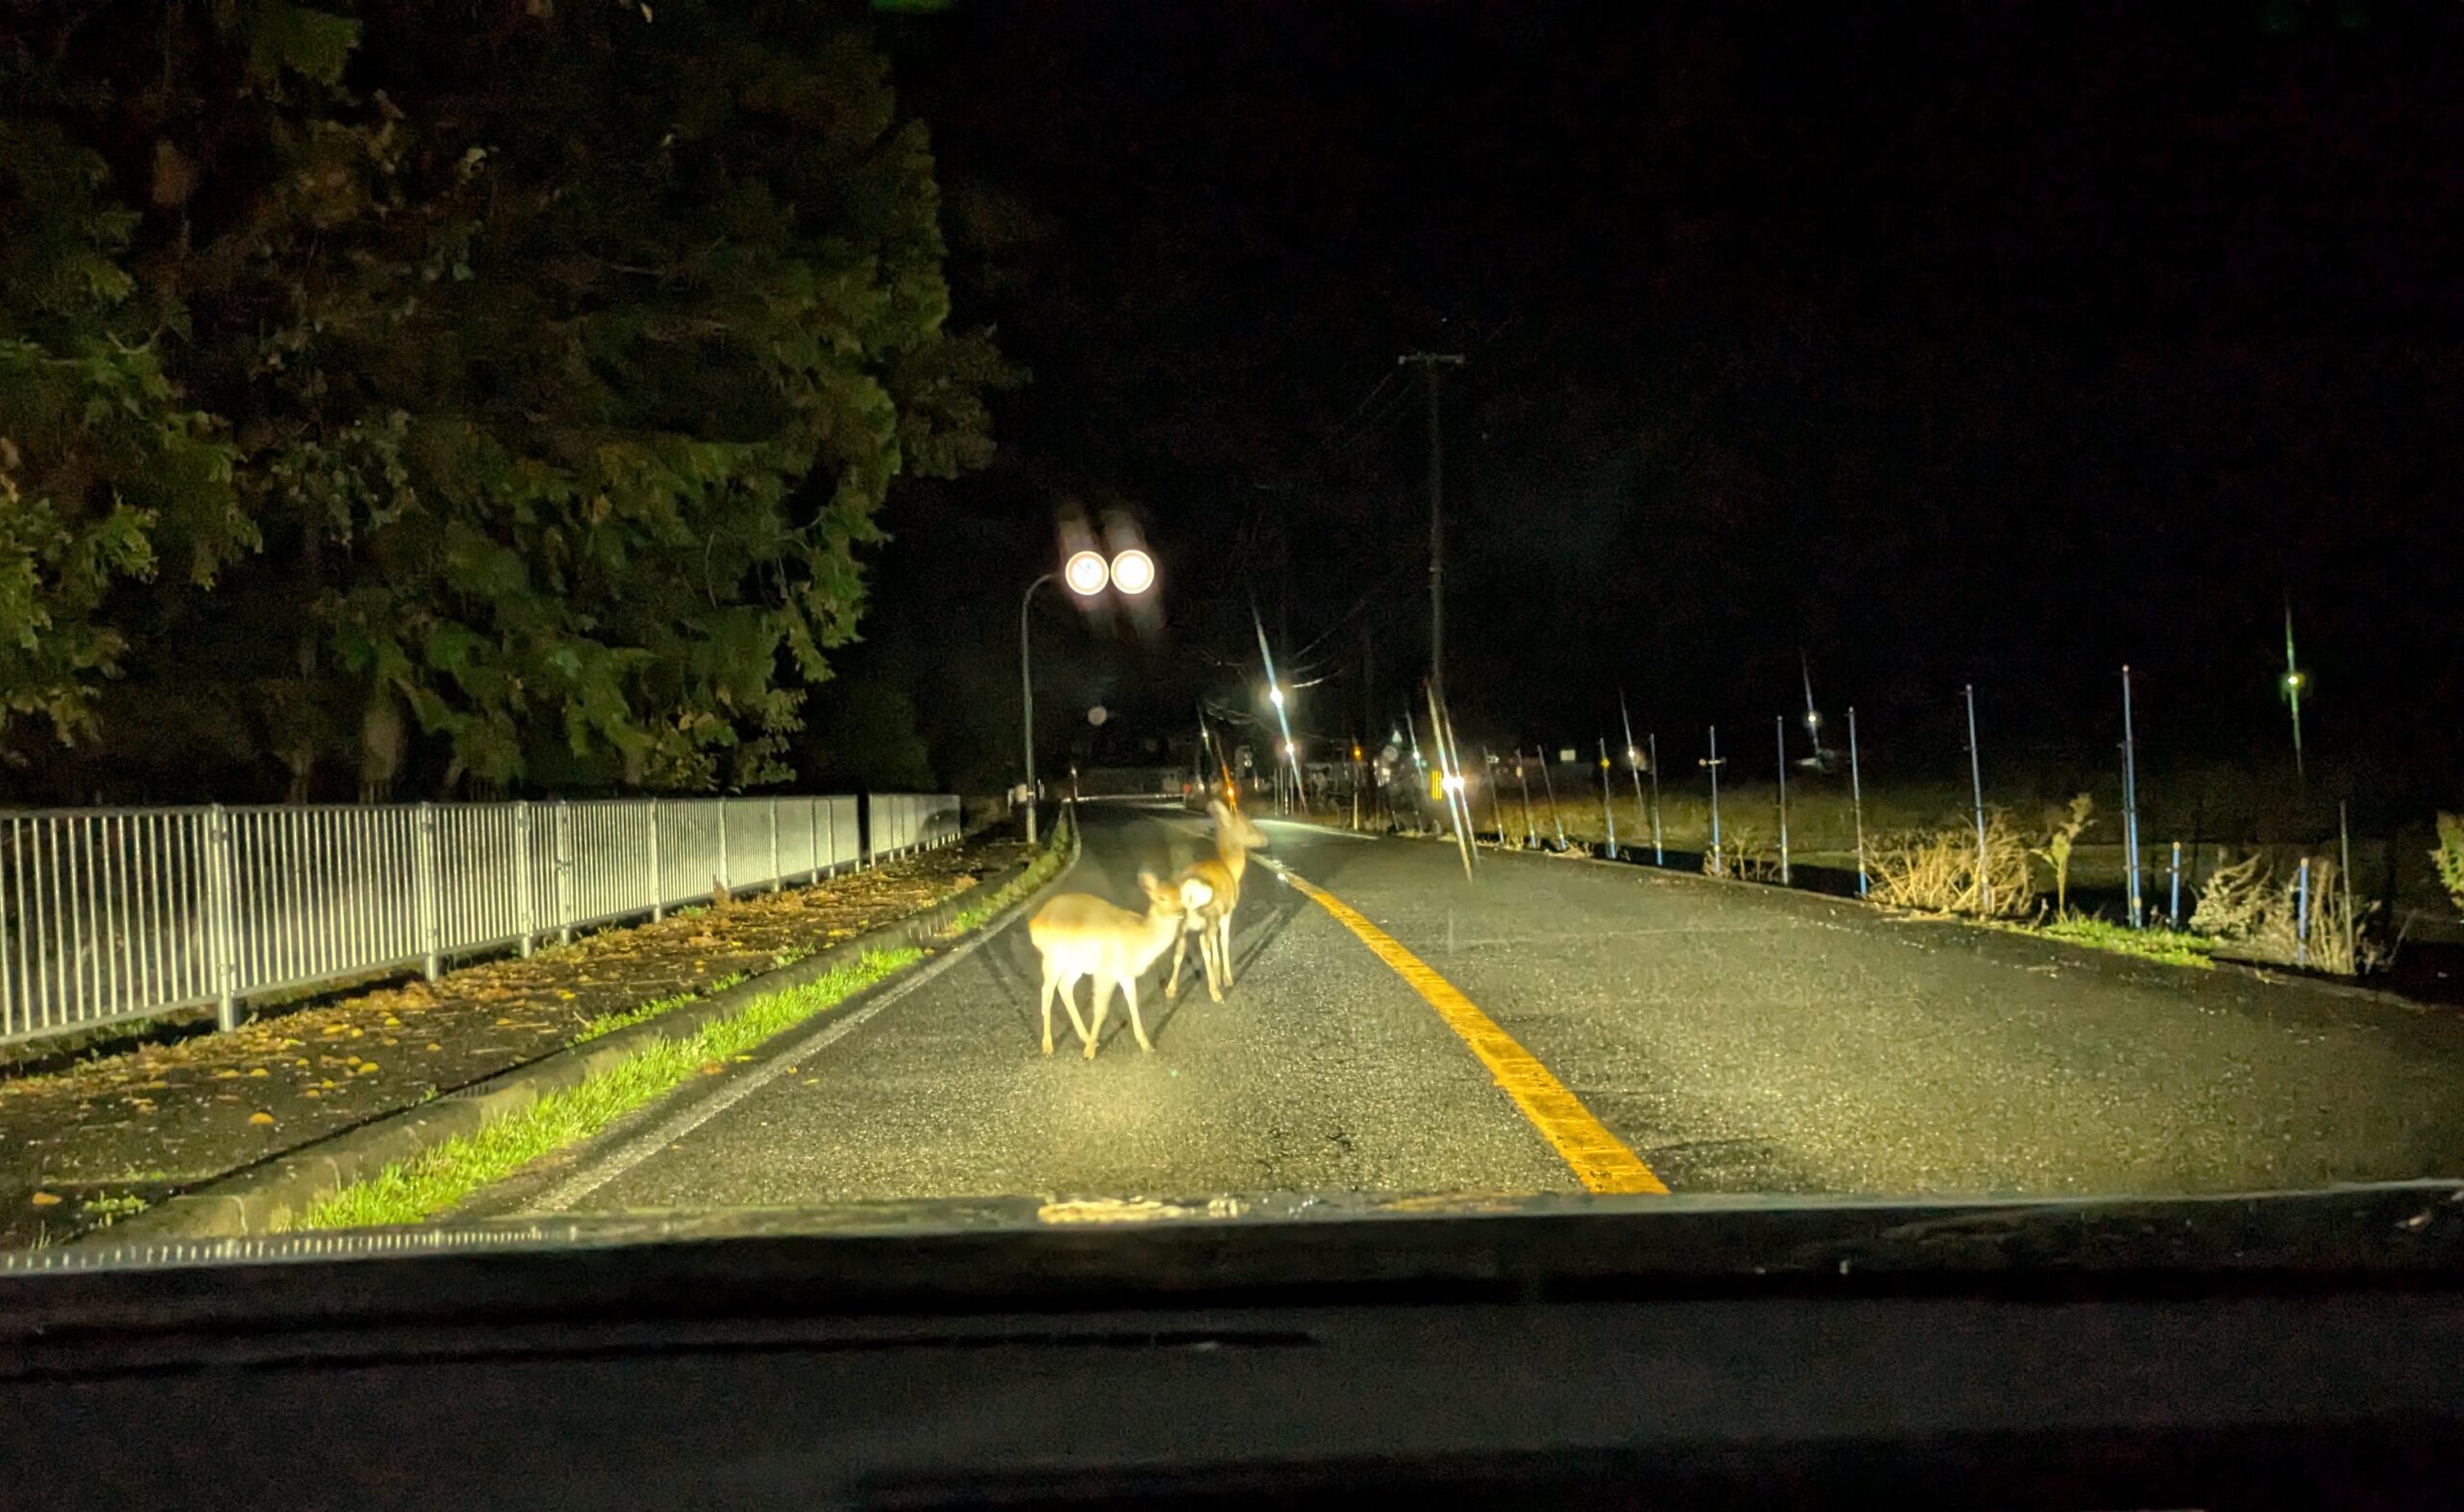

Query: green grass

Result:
[2014,914,2220,969]
[942,812,1071,938]
[568,971,748,1044]
[292,948,921,1231]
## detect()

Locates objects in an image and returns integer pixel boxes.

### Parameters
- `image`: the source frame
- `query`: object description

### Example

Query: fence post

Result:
[2169,839,2183,928]
[769,797,783,892]
[648,797,663,921]
[414,802,442,982]
[554,801,576,946]
[717,801,732,894]
[204,805,240,1032]
[514,801,536,958]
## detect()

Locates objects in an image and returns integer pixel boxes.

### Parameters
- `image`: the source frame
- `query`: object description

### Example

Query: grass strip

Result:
[942,811,1072,937]
[292,947,921,1230]
[2004,914,2220,969]
[569,972,748,1044]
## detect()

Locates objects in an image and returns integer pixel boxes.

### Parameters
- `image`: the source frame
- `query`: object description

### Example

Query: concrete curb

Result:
[97,839,1065,1243]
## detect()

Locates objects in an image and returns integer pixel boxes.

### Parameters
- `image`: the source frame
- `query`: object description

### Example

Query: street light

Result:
[1063,550,1110,597]
[1268,683,1285,708]
[1021,548,1159,844]
[1110,548,1156,597]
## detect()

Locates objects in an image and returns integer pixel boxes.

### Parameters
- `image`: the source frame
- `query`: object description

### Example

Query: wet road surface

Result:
[499,801,2464,1216]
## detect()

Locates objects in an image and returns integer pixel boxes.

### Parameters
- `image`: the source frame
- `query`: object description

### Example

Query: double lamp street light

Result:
[1019,548,1156,844]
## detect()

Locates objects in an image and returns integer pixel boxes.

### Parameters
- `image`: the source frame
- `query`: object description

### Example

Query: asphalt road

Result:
[504,802,2464,1216]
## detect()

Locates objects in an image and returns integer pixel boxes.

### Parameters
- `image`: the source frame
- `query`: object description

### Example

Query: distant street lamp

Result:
[1021,548,1157,844]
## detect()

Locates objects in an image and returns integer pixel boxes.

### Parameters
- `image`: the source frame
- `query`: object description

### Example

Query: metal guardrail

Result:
[0,793,961,1045]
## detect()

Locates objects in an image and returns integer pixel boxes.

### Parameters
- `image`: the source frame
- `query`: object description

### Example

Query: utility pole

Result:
[1361,624,1375,752]
[1256,481,1296,654]
[1399,351,1466,706]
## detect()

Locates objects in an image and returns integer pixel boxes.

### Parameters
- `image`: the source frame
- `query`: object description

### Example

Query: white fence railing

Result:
[0,792,961,1046]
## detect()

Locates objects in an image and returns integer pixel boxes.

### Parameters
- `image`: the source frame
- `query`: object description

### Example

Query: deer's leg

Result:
[1060,973,1093,1048]
[1040,970,1058,1055]
[1218,911,1237,988]
[1166,922,1191,1001]
[1200,914,1226,1003]
[1081,975,1113,1060]
[1121,974,1153,1052]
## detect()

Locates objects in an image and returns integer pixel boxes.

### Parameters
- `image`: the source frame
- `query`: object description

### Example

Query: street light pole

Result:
[1018,572,1056,846]
[1017,547,1159,849]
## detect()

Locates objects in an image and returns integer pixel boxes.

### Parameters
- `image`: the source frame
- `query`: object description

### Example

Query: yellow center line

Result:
[1275,868,1668,1195]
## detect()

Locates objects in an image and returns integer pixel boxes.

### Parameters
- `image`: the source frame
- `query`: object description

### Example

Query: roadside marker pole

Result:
[1620,693,1650,865]
[1963,685,1990,913]
[1701,725,1725,877]
[2169,839,2183,928]
[1596,737,1619,859]
[1536,748,1567,849]
[1847,707,1868,897]
[1647,731,1663,864]
[2295,856,2312,967]
[2338,801,2356,969]
[1774,714,1792,886]
[2120,665,2144,929]
[1514,749,1538,848]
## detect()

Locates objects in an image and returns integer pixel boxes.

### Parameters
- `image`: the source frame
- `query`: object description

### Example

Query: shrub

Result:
[1869,809,2035,917]
[2193,848,2376,976]
[1701,823,1779,883]
[2032,793,2094,914]
[2436,813,2464,916]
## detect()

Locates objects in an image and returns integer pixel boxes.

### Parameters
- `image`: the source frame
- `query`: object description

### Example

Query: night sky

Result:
[864,2,2463,813]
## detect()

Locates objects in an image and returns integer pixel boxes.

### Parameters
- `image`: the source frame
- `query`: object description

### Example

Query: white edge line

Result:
[531,847,1071,1214]
[1253,818,1382,842]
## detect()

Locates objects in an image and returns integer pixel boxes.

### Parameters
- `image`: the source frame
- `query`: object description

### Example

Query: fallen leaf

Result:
[426,1042,443,1051]
[249,1112,275,1126]
[357,1064,379,1075]
[555,990,577,1001]
[249,1068,270,1078]
[30,1192,62,1207]
[303,1089,322,1099]
[699,1061,724,1076]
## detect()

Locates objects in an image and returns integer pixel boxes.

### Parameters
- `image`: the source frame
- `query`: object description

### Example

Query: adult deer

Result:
[1028,871,1208,1059]
[1167,799,1269,1004]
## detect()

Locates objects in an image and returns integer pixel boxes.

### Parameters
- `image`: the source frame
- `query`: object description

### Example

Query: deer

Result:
[1027,871,1210,1060]
[1166,798,1270,1004]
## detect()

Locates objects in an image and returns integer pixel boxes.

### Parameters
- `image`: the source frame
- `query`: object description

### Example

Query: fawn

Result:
[1166,799,1270,1004]
[1028,871,1210,1059]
